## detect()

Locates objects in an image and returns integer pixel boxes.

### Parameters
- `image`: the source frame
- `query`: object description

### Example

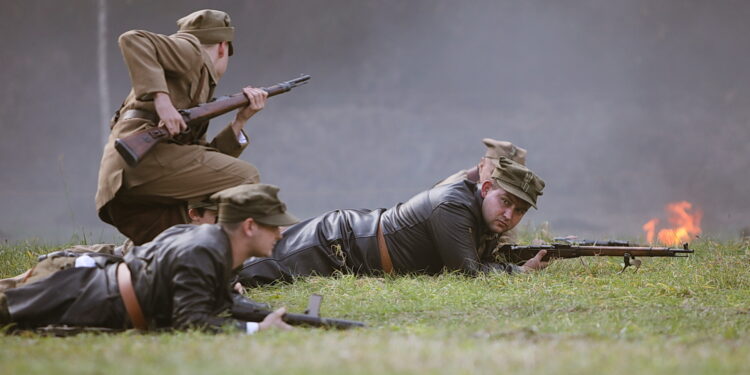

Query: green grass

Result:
[1,238,749,374]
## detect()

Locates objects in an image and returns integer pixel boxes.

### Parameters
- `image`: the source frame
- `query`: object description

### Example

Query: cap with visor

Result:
[177,9,235,55]
[211,184,299,226]
[490,157,545,209]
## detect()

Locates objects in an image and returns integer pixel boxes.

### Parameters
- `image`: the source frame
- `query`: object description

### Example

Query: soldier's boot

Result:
[103,198,188,245]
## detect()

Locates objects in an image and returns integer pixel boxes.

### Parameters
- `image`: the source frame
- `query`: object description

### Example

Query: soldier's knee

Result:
[235,162,261,184]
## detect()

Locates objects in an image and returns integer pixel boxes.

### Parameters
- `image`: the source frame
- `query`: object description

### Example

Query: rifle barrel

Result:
[502,243,693,262]
[181,74,311,125]
[114,75,310,167]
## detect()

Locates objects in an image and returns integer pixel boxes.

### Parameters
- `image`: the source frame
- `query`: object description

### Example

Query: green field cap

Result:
[187,199,218,211]
[482,138,527,165]
[491,157,545,208]
[177,9,235,55]
[211,184,299,226]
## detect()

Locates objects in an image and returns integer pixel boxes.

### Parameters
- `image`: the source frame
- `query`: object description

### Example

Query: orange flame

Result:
[643,201,702,245]
[642,218,659,243]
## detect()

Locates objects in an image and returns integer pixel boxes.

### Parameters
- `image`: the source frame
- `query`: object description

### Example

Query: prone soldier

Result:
[1,184,299,333]
[238,158,548,287]
[0,200,220,293]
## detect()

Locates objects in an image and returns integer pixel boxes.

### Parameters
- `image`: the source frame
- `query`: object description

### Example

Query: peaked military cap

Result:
[490,157,545,209]
[187,199,218,211]
[211,184,299,226]
[177,9,235,55]
[482,138,527,165]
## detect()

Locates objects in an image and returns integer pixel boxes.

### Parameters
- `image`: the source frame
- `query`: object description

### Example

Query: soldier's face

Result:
[188,209,218,225]
[251,223,283,258]
[214,42,230,78]
[480,183,529,233]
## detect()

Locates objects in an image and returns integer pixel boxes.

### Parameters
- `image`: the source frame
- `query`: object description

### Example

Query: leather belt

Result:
[119,109,159,124]
[116,262,148,330]
[376,222,393,274]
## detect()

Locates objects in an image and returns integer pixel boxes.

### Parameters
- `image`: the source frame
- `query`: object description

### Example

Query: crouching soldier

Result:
[0,184,298,334]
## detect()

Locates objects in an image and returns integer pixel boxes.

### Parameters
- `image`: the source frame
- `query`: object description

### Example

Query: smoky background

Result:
[0,0,748,243]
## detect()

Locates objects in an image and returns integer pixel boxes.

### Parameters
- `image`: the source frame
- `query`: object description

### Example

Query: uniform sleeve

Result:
[209,125,250,157]
[169,247,246,332]
[118,30,203,101]
[429,203,518,275]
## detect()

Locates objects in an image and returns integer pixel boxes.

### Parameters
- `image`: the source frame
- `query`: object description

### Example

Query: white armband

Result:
[237,131,248,145]
[245,322,260,335]
[74,255,96,268]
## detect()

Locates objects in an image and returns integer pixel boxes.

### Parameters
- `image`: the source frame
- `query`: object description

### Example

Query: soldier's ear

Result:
[187,208,200,222]
[480,180,493,198]
[241,217,256,236]
[218,41,227,58]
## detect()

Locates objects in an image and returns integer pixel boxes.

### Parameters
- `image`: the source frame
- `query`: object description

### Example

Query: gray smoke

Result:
[1,0,748,243]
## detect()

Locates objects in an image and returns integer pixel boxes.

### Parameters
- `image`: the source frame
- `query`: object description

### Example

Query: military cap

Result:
[177,9,235,56]
[482,138,527,165]
[490,157,545,209]
[187,199,218,211]
[211,184,299,226]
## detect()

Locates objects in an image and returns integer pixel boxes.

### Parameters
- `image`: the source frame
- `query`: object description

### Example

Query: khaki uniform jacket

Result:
[95,30,248,214]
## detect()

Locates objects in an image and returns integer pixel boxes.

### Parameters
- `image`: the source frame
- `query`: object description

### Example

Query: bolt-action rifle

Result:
[231,294,366,330]
[496,240,693,272]
[114,74,311,167]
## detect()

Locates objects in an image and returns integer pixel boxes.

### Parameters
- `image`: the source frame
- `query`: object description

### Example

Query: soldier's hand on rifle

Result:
[259,307,293,331]
[236,86,268,122]
[520,249,549,272]
[153,92,187,136]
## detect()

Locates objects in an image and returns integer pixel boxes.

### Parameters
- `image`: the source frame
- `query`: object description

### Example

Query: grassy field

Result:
[1,237,749,374]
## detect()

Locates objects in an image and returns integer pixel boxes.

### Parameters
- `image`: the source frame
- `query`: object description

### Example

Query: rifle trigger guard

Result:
[148,128,165,138]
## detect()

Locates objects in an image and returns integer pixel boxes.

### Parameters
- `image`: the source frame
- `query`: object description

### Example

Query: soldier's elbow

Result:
[118,30,148,50]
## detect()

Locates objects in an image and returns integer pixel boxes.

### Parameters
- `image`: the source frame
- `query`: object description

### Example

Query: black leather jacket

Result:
[382,180,516,274]
[267,180,516,276]
[125,224,245,331]
[7,224,244,331]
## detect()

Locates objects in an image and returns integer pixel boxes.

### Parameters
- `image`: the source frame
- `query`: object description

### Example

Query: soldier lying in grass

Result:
[238,158,549,287]
[0,199,220,293]
[1,184,296,334]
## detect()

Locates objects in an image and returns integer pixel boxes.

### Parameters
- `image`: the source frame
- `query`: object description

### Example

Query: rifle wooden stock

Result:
[114,74,310,167]
[498,243,693,263]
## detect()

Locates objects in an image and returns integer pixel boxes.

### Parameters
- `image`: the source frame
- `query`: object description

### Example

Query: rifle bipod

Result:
[618,253,642,273]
